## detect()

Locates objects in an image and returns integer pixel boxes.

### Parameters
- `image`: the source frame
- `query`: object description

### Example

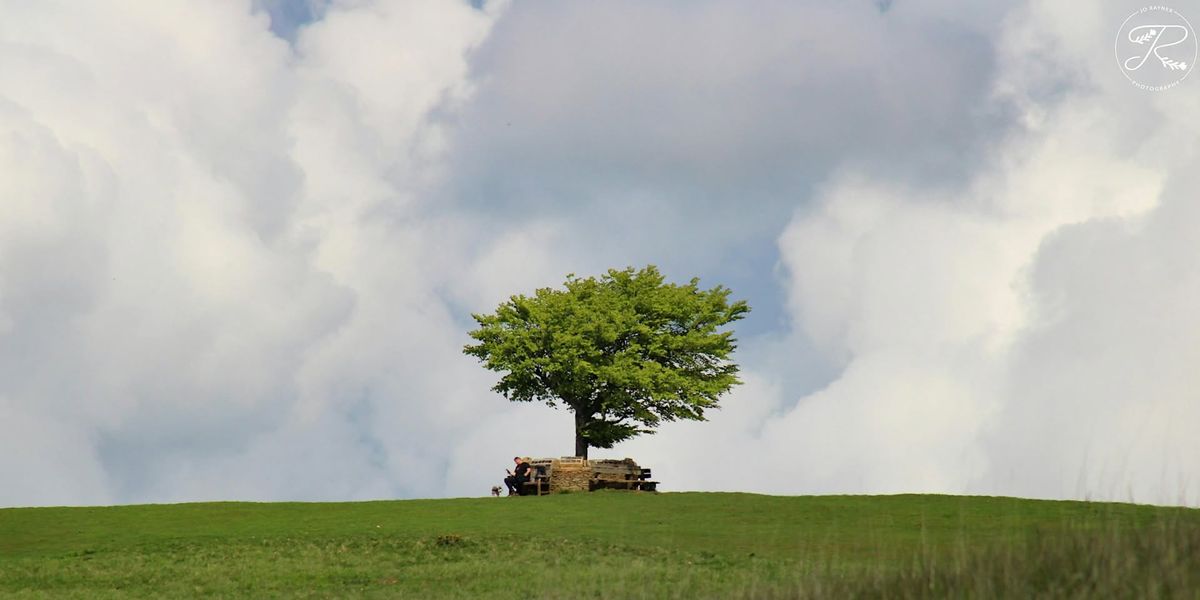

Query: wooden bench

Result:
[633,467,657,492]
[592,467,659,492]
[520,479,549,496]
[519,466,550,496]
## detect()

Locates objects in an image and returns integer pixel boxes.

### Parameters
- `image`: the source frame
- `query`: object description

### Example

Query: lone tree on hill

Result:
[464,265,749,459]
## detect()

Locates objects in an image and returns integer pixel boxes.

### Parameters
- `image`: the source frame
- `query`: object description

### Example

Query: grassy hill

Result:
[2,492,1198,598]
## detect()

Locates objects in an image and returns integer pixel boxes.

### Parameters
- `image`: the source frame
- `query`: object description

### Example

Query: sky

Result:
[1,0,1197,507]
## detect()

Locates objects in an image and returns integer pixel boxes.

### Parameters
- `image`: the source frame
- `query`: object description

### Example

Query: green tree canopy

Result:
[463,265,749,458]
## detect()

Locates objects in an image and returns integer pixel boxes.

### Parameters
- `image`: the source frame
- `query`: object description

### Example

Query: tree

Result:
[463,265,749,459]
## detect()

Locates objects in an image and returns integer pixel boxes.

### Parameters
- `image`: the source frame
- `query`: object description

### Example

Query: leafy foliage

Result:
[463,265,749,455]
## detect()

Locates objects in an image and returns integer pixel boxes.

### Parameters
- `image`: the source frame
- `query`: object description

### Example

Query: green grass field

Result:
[2,492,1198,598]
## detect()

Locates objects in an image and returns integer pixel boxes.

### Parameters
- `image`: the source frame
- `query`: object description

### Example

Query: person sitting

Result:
[504,456,531,496]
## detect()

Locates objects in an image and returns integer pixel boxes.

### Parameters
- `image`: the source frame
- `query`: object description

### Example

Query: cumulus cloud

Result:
[442,0,1004,317]
[2,0,1195,508]
[0,0,541,506]
[617,0,1199,506]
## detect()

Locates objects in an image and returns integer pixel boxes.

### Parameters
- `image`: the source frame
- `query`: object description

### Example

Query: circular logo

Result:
[1115,6,1197,91]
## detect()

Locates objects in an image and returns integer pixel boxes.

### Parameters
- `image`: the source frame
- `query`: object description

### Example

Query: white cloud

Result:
[3,0,1196,508]
[0,0,549,506]
[440,0,1006,306]
[623,0,1198,506]
[0,396,113,505]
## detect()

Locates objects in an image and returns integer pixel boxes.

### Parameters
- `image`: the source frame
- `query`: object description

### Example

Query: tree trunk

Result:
[574,413,589,459]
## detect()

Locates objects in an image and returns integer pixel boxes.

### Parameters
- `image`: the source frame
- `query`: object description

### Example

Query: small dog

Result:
[491,486,502,497]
